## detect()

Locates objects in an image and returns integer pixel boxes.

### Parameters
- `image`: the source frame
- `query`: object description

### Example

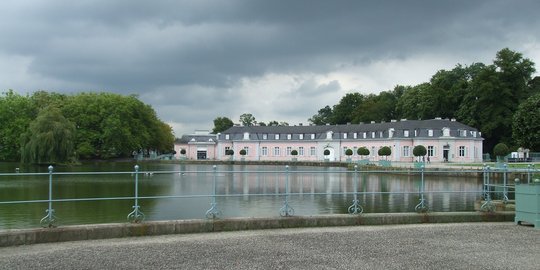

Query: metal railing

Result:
[0,163,537,228]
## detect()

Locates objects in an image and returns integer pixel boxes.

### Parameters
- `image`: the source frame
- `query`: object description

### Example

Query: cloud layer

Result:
[1,0,539,136]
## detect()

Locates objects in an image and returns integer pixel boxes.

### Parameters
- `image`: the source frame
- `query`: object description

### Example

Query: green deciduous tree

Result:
[212,117,234,133]
[239,113,256,126]
[357,147,370,157]
[493,143,510,159]
[308,105,333,125]
[21,107,76,164]
[413,145,427,157]
[512,93,540,151]
[0,90,35,161]
[378,146,391,160]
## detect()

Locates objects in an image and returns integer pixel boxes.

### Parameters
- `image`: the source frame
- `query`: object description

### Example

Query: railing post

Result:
[280,165,294,217]
[348,165,363,214]
[502,163,509,203]
[415,164,428,212]
[480,165,495,212]
[527,164,532,184]
[127,165,145,222]
[40,165,57,228]
[205,165,222,219]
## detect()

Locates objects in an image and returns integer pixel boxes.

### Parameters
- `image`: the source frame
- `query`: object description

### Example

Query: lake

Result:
[0,162,485,229]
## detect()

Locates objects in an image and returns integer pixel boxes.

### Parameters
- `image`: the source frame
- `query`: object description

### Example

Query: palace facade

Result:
[174,118,483,163]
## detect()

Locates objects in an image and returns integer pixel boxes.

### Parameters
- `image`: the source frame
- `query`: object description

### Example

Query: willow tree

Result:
[21,107,76,164]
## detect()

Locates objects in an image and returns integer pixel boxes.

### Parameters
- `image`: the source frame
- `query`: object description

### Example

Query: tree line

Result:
[309,48,540,153]
[0,91,175,163]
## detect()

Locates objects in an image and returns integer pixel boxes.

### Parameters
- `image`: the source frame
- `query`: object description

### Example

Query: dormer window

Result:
[287,134,292,140]
[343,133,348,139]
[428,129,433,137]
[460,130,467,137]
[353,132,358,139]
[404,130,409,137]
[326,131,333,140]
[262,134,268,140]
[225,134,230,140]
[311,134,315,140]
[443,128,450,137]
[275,134,280,140]
[299,134,304,140]
[243,132,249,140]
[371,132,375,138]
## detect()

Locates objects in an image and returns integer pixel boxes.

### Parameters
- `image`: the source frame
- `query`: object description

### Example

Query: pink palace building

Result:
[174,118,483,163]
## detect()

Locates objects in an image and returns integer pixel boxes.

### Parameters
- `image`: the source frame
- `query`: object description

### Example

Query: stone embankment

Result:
[0,211,514,247]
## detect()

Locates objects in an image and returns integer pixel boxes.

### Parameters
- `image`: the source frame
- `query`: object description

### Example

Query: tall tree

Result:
[212,117,234,133]
[512,93,540,151]
[21,107,76,164]
[239,113,256,126]
[0,90,34,161]
[332,92,363,124]
[308,105,333,125]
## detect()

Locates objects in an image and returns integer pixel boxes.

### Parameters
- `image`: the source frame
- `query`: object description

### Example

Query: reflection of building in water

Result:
[212,167,482,212]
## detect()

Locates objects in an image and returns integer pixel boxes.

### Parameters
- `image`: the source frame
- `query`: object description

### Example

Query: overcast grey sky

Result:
[1,0,539,137]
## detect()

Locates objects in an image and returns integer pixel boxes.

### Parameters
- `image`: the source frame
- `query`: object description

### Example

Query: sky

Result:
[1,0,539,137]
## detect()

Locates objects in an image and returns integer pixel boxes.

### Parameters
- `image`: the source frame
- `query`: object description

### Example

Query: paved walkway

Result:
[0,222,538,269]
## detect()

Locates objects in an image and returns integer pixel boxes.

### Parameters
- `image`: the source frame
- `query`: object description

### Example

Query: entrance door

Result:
[324,148,336,161]
[443,144,450,162]
[197,151,207,160]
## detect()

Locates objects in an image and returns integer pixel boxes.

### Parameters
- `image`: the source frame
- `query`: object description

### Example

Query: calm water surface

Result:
[0,162,485,229]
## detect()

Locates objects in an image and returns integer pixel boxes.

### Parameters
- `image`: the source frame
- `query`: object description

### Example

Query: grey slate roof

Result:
[218,119,480,140]
[175,134,217,144]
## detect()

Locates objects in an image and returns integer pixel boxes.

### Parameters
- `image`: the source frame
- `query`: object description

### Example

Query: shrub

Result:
[493,143,510,158]
[357,147,370,156]
[225,149,234,155]
[180,149,186,155]
[323,149,330,156]
[239,149,247,156]
[345,149,353,156]
[378,146,392,160]
[291,149,298,156]
[413,145,427,157]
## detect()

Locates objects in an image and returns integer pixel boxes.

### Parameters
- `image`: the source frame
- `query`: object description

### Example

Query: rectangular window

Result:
[225,146,230,154]
[404,130,409,137]
[461,130,467,137]
[353,133,357,139]
[243,132,249,140]
[353,147,358,156]
[287,134,292,140]
[371,146,376,156]
[299,147,305,156]
[310,147,316,156]
[363,132,367,139]
[428,130,433,137]
[343,133,348,139]
[286,147,292,156]
[261,147,268,156]
[243,146,249,155]
[403,146,410,157]
[427,146,434,157]
[379,131,383,138]
[343,147,347,155]
[371,132,375,138]
[262,134,268,140]
[311,134,315,139]
[299,134,304,140]
[225,134,230,140]
[459,146,466,157]
[274,147,280,156]
[275,134,280,140]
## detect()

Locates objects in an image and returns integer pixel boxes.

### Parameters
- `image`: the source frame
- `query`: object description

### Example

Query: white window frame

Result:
[273,147,280,156]
[287,134,292,140]
[261,146,268,156]
[310,147,316,156]
[459,146,466,157]
[262,134,268,140]
[404,130,409,137]
[243,146,249,155]
[403,146,410,157]
[286,146,292,156]
[299,147,304,156]
[343,133,348,139]
[275,134,280,140]
[427,146,435,157]
[299,134,304,140]
[428,130,433,137]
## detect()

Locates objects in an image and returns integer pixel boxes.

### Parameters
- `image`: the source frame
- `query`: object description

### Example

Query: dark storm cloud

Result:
[1,0,539,134]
